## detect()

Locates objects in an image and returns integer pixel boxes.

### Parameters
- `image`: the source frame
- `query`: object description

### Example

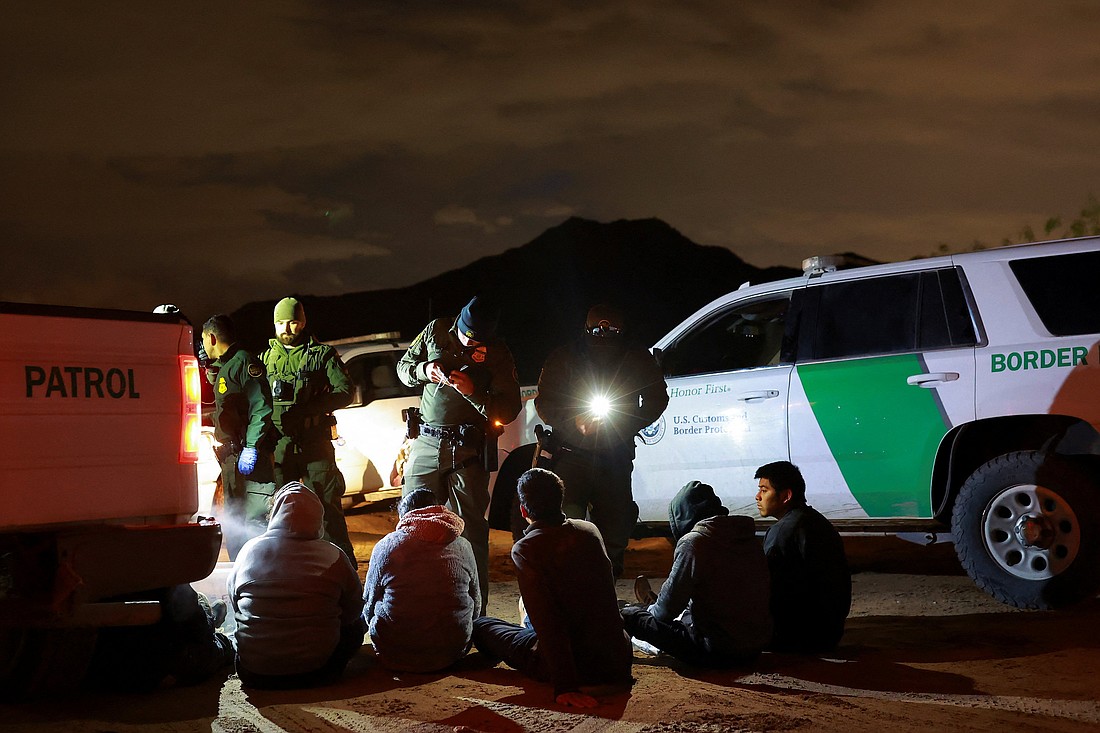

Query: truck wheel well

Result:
[931,415,1097,522]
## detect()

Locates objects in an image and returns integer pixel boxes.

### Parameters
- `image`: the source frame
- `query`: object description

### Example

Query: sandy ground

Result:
[4,502,1099,733]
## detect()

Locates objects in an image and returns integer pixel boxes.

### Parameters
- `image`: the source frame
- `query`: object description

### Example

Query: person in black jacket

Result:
[535,304,668,577]
[622,480,771,666]
[472,468,632,708]
[755,461,851,653]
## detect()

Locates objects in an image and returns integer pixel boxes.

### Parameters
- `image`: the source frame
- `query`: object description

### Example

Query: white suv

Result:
[630,237,1100,609]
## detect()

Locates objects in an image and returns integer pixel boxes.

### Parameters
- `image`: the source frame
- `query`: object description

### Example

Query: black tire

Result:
[952,450,1100,610]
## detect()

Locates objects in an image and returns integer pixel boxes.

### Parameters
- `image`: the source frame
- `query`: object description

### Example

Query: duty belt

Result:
[421,423,462,442]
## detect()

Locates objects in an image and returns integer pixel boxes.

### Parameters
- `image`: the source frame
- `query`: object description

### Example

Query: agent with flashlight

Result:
[535,304,669,577]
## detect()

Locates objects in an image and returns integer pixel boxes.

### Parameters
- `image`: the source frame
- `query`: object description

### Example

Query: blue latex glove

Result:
[237,446,258,475]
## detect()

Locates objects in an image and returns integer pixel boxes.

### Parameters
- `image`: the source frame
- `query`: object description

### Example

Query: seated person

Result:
[364,489,480,672]
[472,468,633,708]
[228,482,365,689]
[87,584,234,691]
[755,461,851,653]
[623,480,771,666]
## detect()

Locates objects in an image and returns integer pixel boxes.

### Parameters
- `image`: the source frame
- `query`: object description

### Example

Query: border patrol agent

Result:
[201,314,277,561]
[261,297,357,566]
[397,296,522,609]
[535,304,669,577]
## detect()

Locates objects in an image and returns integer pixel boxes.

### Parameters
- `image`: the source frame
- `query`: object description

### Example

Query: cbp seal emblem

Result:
[639,414,666,445]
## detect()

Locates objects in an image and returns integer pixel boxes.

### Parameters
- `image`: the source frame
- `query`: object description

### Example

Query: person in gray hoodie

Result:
[228,481,365,689]
[621,480,772,666]
[363,489,480,672]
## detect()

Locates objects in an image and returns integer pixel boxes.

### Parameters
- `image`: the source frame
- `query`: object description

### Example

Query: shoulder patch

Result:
[218,376,228,394]
[247,363,264,379]
[471,346,487,363]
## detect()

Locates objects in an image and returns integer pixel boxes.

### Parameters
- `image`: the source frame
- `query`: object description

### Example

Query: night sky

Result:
[4,1,1099,321]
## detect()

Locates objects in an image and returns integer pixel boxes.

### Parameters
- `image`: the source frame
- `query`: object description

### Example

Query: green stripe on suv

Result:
[798,354,945,517]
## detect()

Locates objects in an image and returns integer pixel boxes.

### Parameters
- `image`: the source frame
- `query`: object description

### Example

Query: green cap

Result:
[274,297,305,322]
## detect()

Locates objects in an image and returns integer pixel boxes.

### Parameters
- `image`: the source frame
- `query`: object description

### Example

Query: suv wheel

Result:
[952,450,1100,609]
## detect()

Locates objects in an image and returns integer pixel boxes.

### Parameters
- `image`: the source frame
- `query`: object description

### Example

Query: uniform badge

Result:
[248,363,264,379]
[218,376,228,394]
[471,346,487,363]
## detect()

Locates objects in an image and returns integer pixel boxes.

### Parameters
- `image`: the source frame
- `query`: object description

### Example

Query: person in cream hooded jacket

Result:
[228,481,365,688]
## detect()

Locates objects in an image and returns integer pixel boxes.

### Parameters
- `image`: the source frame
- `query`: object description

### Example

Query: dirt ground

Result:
[4,503,1099,733]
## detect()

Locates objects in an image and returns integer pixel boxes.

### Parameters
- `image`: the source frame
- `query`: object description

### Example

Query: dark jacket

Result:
[513,518,632,696]
[208,343,274,450]
[763,503,851,653]
[536,336,668,454]
[650,481,772,657]
[397,316,522,428]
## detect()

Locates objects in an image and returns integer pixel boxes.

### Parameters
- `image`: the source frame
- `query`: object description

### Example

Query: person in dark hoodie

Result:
[228,481,365,689]
[621,480,772,666]
[363,489,480,672]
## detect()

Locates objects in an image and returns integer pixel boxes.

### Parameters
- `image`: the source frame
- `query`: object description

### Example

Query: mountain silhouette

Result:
[232,217,801,382]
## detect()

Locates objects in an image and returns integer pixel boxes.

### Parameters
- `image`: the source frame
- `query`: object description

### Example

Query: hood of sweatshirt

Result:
[690,513,757,549]
[668,480,729,541]
[396,505,465,544]
[266,482,325,539]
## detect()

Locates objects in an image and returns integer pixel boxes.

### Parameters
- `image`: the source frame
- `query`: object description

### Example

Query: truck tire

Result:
[952,450,1100,610]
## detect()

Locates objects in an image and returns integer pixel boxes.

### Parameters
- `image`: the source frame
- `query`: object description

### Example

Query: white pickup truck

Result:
[0,302,221,695]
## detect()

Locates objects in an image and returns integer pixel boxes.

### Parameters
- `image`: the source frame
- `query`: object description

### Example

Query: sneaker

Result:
[633,576,658,606]
[630,637,661,656]
[209,599,228,629]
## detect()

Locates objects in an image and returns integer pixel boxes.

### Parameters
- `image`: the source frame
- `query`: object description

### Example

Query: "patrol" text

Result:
[25,365,141,398]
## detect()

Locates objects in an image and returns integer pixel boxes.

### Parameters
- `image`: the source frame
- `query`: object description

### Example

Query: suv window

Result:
[345,351,420,407]
[660,294,792,377]
[1010,251,1100,336]
[795,268,977,361]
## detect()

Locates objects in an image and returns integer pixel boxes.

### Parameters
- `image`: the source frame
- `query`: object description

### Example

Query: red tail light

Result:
[180,355,201,463]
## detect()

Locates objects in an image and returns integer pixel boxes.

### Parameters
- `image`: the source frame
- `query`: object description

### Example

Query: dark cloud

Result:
[3,1,1099,318]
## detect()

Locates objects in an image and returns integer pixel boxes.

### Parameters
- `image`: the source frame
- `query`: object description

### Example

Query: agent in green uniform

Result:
[397,296,522,608]
[201,314,277,561]
[261,297,357,566]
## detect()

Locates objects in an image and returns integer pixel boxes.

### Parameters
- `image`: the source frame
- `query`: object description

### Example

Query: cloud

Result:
[3,0,1100,317]
[433,205,513,233]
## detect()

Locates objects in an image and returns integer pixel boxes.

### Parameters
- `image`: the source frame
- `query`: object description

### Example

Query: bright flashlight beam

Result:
[589,395,612,418]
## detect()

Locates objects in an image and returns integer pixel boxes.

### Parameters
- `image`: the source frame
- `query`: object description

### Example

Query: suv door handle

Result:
[906,372,960,388]
[737,390,781,402]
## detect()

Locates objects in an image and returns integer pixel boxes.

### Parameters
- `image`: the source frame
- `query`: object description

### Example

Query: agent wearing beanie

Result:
[396,296,522,610]
[261,296,357,566]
